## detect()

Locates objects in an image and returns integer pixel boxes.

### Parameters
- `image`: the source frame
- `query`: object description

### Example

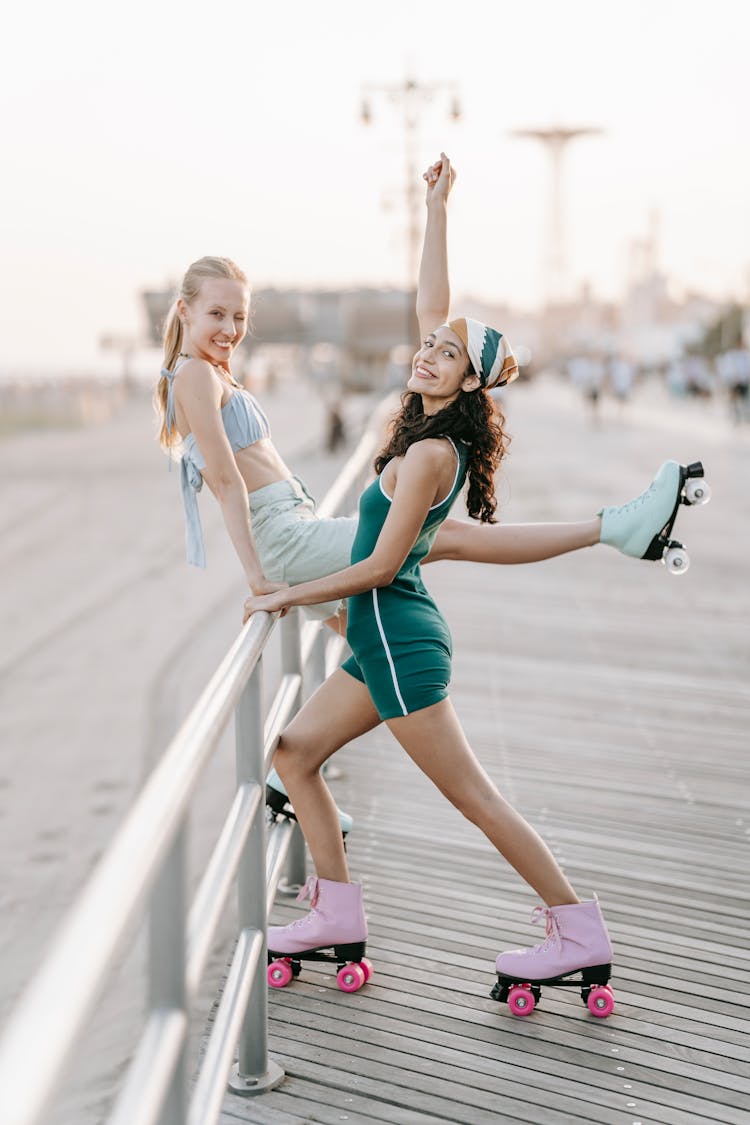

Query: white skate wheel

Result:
[685,477,711,505]
[664,546,690,574]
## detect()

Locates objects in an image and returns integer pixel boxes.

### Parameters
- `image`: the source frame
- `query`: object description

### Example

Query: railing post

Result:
[278,611,307,893]
[229,654,284,1096]
[149,824,188,1125]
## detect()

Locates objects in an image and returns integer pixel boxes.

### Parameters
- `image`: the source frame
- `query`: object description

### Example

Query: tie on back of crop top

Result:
[163,359,271,567]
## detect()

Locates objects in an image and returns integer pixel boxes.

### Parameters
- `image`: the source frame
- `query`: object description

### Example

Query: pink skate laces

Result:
[529,906,563,954]
[280,876,321,933]
[296,875,320,909]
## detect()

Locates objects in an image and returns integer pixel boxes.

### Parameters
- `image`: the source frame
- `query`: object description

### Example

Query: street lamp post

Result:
[511,125,603,309]
[361,76,461,342]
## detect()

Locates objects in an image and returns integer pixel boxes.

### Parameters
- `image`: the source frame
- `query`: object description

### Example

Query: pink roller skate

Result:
[267,876,373,993]
[491,898,615,1018]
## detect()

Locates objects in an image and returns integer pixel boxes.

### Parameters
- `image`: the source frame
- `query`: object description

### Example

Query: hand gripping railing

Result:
[0,399,391,1125]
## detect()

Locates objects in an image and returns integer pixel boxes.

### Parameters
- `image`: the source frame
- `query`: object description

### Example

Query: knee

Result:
[451,783,505,828]
[273,729,316,785]
[434,777,474,820]
[453,791,484,825]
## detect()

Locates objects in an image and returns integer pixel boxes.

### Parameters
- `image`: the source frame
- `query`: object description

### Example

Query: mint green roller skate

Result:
[266,767,354,838]
[599,460,710,575]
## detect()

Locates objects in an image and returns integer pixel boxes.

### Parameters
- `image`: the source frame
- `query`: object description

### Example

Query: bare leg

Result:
[387,698,578,906]
[426,516,601,565]
[273,668,381,882]
[322,605,348,635]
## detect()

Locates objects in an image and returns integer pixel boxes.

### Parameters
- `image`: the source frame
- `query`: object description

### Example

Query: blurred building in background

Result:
[143,285,442,391]
[141,271,737,392]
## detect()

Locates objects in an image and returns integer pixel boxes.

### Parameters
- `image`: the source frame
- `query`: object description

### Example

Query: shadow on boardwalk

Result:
[221,376,749,1124]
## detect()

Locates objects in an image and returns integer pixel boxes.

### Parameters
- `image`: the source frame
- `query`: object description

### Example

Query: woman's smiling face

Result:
[408,325,480,411]
[178,277,249,369]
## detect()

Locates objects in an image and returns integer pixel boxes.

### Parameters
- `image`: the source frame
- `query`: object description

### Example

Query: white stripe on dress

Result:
[428,436,460,510]
[379,438,460,510]
[372,589,408,716]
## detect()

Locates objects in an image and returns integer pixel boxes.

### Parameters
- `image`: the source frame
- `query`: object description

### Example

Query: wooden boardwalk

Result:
[220,378,749,1125]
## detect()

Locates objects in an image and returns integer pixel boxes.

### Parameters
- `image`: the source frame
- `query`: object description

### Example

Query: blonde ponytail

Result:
[153,256,249,455]
[162,300,183,373]
[154,301,183,453]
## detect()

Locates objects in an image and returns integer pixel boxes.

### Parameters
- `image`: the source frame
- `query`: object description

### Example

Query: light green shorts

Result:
[249,477,357,620]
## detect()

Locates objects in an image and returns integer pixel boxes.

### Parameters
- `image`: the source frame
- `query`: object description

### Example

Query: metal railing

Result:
[0,403,388,1125]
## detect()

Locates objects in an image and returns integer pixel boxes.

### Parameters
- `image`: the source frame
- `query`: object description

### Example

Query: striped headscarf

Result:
[446,318,519,389]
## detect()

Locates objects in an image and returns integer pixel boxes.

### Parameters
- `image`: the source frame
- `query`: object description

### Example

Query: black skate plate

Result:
[266,783,349,840]
[266,784,294,819]
[268,940,366,969]
[642,459,705,562]
[492,962,611,1001]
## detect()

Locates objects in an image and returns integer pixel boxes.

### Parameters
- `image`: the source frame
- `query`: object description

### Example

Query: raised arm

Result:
[175,360,281,595]
[416,152,456,340]
[242,441,453,622]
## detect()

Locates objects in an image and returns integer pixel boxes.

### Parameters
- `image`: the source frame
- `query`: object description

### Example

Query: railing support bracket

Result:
[228,1059,285,1097]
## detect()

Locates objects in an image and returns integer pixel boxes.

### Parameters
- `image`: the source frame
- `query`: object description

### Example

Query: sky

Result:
[1,0,748,372]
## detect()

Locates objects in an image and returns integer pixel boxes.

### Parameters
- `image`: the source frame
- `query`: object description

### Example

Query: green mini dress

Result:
[342,436,469,720]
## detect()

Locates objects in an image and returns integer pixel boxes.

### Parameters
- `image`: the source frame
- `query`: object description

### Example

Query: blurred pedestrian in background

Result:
[716,345,750,424]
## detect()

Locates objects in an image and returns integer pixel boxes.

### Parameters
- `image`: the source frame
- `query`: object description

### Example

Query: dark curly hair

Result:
[374,387,510,523]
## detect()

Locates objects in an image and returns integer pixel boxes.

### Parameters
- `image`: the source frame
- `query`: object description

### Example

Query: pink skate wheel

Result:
[358,957,374,983]
[507,985,536,1017]
[267,959,294,989]
[587,985,615,1017]
[337,963,366,992]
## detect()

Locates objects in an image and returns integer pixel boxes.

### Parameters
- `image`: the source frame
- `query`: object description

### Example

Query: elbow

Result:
[416,307,450,333]
[213,472,243,503]
[416,302,448,320]
[372,561,399,586]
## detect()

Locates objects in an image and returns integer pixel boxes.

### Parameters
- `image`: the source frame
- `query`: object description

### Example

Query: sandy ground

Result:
[0,370,746,1121]
[0,377,365,1004]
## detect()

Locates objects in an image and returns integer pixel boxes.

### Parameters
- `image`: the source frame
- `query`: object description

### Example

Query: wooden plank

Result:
[268,990,750,1108]
[225,1072,523,1124]
[221,1099,312,1125]
[240,1031,735,1125]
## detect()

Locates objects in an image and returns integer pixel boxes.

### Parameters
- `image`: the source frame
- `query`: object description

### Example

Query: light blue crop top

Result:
[163,358,271,567]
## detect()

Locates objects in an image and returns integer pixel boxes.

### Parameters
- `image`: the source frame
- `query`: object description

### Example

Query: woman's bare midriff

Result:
[234,439,294,493]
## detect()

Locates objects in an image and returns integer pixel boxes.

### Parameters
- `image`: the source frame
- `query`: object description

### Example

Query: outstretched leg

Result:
[386,697,578,905]
[428,458,708,569]
[427,516,600,565]
[386,698,615,987]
